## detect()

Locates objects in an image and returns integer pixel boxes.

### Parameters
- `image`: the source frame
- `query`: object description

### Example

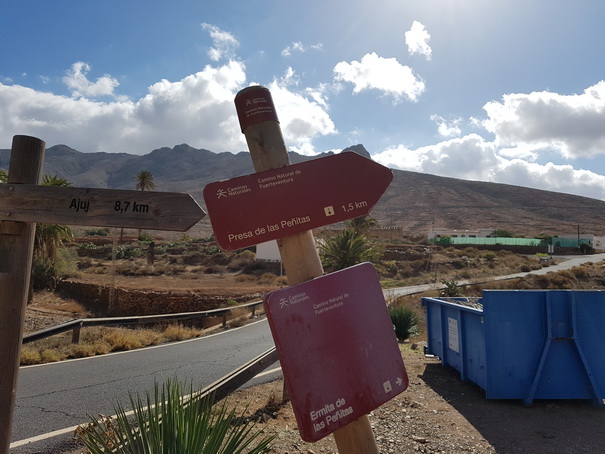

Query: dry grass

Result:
[20,324,210,366]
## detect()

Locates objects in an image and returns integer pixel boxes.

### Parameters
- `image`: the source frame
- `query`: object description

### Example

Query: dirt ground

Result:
[25,292,605,454]
[220,345,605,454]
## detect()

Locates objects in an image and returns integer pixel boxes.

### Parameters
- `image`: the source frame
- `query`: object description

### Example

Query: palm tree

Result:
[0,169,7,183]
[42,174,71,187]
[35,175,73,261]
[344,215,379,235]
[31,175,74,296]
[319,229,378,272]
[135,170,155,191]
[134,170,155,239]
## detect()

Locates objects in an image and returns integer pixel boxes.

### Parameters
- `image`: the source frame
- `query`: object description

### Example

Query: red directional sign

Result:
[203,152,392,250]
[264,263,408,442]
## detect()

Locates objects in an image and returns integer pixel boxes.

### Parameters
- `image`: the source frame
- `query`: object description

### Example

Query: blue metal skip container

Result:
[422,290,605,406]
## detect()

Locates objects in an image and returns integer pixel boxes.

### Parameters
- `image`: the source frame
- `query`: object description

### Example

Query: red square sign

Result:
[264,262,408,442]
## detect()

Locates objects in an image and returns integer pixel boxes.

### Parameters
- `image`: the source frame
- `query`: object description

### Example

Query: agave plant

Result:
[75,379,274,454]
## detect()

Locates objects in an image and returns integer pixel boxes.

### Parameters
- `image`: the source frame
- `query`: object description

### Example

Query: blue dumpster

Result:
[422,290,605,406]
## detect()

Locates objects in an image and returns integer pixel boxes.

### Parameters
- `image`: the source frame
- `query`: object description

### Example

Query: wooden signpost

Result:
[0,184,204,231]
[206,85,401,453]
[0,136,206,454]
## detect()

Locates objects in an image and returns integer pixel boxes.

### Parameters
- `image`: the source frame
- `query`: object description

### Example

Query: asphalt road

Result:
[10,318,279,453]
[383,253,605,298]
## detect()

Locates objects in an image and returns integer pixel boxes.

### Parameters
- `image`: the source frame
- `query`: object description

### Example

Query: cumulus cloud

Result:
[333,52,425,102]
[483,80,605,158]
[0,59,337,157]
[281,41,323,57]
[0,61,247,154]
[431,115,462,138]
[373,133,605,200]
[63,62,121,99]
[405,21,432,60]
[267,69,336,155]
[202,23,239,61]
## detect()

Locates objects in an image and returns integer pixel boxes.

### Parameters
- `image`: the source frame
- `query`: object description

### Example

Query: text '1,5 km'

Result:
[0,184,206,231]
[203,152,393,250]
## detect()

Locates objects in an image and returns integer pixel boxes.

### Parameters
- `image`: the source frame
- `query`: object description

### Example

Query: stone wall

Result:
[56,280,262,317]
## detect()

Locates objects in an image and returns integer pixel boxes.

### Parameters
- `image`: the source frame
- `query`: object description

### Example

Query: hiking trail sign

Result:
[203,151,392,250]
[0,184,205,231]
[264,262,409,442]
[0,135,205,454]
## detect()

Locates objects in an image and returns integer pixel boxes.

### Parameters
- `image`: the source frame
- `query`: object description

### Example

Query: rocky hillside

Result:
[2,143,604,237]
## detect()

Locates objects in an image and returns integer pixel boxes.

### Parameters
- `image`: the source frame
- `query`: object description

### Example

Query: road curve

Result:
[11,318,276,453]
[384,253,605,298]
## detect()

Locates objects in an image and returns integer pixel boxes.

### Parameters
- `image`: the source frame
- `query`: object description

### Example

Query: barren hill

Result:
[1,143,604,237]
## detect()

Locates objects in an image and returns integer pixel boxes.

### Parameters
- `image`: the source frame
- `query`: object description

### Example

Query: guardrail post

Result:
[0,135,45,454]
[72,323,82,344]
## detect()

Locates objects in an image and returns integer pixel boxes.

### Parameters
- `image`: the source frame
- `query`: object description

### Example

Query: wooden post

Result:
[236,86,379,454]
[0,135,45,454]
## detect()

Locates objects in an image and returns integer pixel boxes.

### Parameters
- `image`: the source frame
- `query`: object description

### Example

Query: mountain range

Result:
[1,143,604,237]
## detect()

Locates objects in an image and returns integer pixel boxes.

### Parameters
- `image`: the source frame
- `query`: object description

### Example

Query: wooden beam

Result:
[0,135,45,454]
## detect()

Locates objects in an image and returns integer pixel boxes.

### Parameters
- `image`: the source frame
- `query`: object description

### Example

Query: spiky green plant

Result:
[388,305,420,342]
[319,229,378,272]
[441,280,462,297]
[75,379,275,454]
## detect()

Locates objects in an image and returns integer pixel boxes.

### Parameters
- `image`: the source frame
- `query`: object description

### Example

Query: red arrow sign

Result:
[203,152,392,250]
[264,263,408,442]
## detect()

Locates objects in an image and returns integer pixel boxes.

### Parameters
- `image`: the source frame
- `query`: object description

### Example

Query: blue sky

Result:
[2,0,605,200]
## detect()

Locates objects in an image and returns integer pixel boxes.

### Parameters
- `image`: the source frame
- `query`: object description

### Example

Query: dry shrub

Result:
[257,273,279,285]
[207,252,231,266]
[228,250,256,271]
[162,324,201,341]
[101,328,162,351]
[235,274,256,282]
[40,349,66,363]
[228,307,249,328]
[571,265,590,279]
[20,347,42,365]
[204,265,223,274]
[457,270,472,279]
[70,344,100,358]
[70,340,112,358]
[275,276,288,286]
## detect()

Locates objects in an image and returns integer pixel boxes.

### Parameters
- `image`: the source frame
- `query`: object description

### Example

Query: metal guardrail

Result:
[196,347,279,404]
[23,300,264,344]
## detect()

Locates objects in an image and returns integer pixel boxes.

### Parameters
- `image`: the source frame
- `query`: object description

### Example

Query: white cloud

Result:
[483,80,605,158]
[267,70,336,155]
[405,21,432,61]
[0,59,338,158]
[63,62,121,99]
[202,23,239,62]
[0,61,248,154]
[373,133,605,200]
[431,114,462,138]
[281,41,323,57]
[333,52,425,102]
